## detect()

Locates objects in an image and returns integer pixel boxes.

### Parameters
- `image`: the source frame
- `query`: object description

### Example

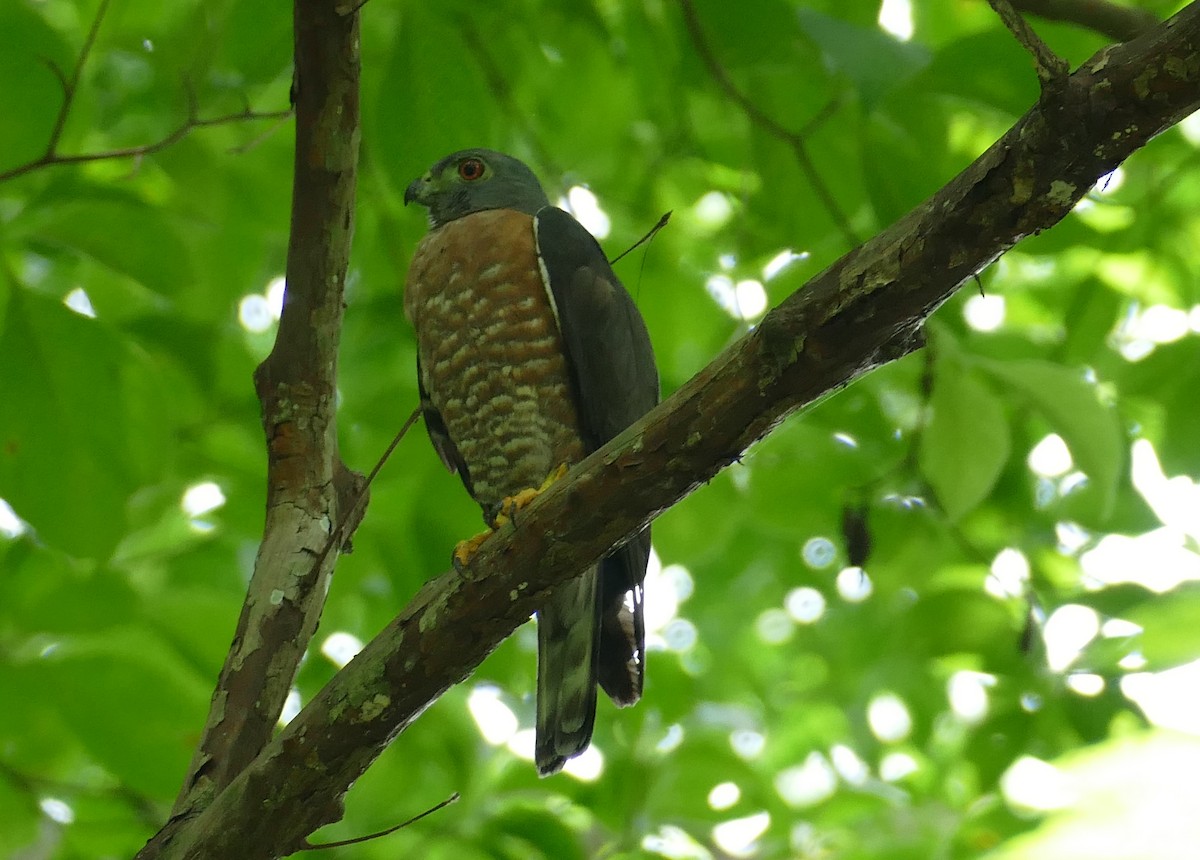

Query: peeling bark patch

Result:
[1165,55,1191,78]
[359,694,389,721]
[1048,180,1077,206]
[1134,68,1156,98]
[419,588,452,633]
[1011,174,1034,205]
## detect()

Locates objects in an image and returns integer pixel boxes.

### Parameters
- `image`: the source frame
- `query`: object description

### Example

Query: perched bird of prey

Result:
[403,148,659,775]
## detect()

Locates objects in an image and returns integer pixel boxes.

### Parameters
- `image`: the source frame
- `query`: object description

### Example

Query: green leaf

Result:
[0,776,38,858]
[919,363,1011,520]
[987,732,1200,860]
[16,189,196,297]
[1059,280,1124,367]
[862,90,952,225]
[485,798,590,860]
[35,627,210,798]
[0,0,1197,853]
[147,587,239,675]
[1113,338,1200,476]
[797,8,931,107]
[902,589,1016,660]
[1125,583,1200,671]
[981,358,1124,518]
[373,4,499,195]
[918,31,1038,116]
[688,0,804,70]
[0,540,139,638]
[0,5,71,173]
[0,290,170,558]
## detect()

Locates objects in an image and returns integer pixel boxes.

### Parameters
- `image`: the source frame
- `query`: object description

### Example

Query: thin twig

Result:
[611,211,671,265]
[308,407,422,575]
[40,57,69,93]
[335,0,370,15]
[1011,0,1157,43]
[44,0,113,158]
[460,20,561,180]
[0,108,295,183]
[3,0,292,184]
[798,94,846,139]
[300,792,459,851]
[679,0,859,247]
[0,759,162,829]
[229,111,296,155]
[988,0,1071,85]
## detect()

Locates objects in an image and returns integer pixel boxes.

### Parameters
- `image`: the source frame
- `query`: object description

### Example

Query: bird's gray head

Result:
[404,148,551,228]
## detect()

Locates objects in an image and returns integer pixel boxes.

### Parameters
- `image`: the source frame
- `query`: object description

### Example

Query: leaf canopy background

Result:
[2,0,1200,858]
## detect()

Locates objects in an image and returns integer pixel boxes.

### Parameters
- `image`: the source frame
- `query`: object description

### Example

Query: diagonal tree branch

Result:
[138,4,1200,857]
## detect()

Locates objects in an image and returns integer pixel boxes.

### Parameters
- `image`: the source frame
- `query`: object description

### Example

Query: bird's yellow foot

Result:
[493,463,569,526]
[454,465,570,570]
[453,530,493,571]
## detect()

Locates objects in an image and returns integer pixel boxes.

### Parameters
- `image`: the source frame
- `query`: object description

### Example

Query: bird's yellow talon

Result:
[491,464,570,527]
[453,530,492,570]
[495,487,539,524]
[456,465,568,569]
[542,463,569,488]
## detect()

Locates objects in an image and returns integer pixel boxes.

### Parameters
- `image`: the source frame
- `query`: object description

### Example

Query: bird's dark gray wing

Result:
[534,207,659,449]
[534,205,659,706]
[417,356,475,501]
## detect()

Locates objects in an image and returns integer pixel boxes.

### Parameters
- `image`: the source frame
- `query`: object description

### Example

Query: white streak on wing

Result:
[533,212,562,334]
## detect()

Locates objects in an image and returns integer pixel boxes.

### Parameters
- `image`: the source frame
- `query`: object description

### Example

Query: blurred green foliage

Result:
[2,1,1199,858]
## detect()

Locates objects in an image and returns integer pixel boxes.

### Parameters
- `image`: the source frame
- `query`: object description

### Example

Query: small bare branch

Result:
[988,0,1072,85]
[0,759,161,830]
[679,0,859,247]
[40,57,69,94]
[460,20,561,180]
[611,211,672,265]
[228,111,296,156]
[299,793,459,852]
[798,94,847,139]
[181,77,201,122]
[312,407,420,568]
[1012,0,1158,42]
[0,107,295,183]
[0,0,291,184]
[44,0,113,158]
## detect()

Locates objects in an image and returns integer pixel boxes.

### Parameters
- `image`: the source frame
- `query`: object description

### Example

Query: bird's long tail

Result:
[535,565,601,776]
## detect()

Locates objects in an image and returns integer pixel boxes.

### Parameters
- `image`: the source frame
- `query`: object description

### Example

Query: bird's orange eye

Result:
[458,158,485,181]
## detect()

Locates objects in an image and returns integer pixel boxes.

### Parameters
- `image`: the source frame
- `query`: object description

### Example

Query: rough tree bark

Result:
[141,2,1200,858]
[138,0,362,855]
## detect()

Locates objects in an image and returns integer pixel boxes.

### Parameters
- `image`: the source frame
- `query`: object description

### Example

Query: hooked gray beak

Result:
[404,176,429,206]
